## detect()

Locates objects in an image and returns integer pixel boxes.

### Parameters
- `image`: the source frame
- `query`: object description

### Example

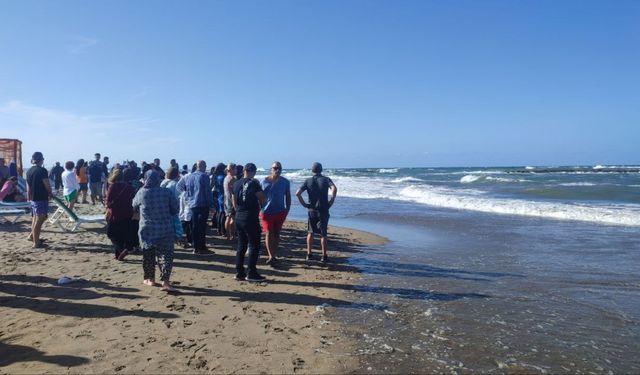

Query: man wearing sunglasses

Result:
[260,161,291,266]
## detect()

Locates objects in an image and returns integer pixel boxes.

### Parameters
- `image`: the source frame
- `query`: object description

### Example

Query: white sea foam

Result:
[397,185,640,227]
[378,168,398,173]
[559,182,598,187]
[391,177,423,183]
[460,175,527,183]
[283,169,311,179]
[283,169,640,226]
[525,166,535,170]
[591,165,640,169]
[460,175,485,183]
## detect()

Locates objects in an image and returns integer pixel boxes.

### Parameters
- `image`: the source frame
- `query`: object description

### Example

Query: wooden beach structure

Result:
[0,138,23,176]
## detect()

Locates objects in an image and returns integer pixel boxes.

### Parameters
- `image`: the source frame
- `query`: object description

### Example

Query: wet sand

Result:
[0,202,386,374]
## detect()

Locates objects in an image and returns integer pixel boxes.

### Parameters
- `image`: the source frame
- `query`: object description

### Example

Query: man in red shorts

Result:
[259,161,291,266]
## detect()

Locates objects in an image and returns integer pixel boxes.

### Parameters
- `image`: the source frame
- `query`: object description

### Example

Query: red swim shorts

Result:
[259,210,288,233]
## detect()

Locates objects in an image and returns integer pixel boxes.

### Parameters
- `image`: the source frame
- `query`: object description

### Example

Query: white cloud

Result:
[0,100,163,167]
[67,36,98,55]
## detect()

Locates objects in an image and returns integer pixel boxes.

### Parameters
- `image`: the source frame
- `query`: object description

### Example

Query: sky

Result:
[1,0,638,169]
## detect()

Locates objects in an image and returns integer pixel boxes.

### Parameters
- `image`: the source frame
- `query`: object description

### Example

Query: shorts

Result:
[64,190,78,203]
[307,210,329,237]
[79,183,88,191]
[90,182,103,196]
[260,210,288,233]
[30,200,49,216]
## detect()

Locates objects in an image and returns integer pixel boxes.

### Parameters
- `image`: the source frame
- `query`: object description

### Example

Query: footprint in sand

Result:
[292,358,305,372]
[93,349,106,361]
[167,302,186,312]
[188,306,200,315]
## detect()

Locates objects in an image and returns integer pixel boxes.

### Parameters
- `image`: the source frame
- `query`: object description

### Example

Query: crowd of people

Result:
[10,151,338,294]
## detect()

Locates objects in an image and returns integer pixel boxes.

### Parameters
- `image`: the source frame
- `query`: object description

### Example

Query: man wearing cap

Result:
[26,152,53,249]
[232,163,267,281]
[296,162,337,263]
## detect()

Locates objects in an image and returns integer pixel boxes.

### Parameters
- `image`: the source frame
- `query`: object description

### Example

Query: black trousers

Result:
[235,219,261,277]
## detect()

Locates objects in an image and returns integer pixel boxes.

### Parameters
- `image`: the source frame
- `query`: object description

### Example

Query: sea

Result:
[260,165,640,373]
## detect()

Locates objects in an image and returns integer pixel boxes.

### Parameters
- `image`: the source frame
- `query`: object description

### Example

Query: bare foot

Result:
[143,279,157,287]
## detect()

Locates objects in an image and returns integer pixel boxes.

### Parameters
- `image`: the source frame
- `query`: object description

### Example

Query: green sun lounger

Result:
[48,196,106,232]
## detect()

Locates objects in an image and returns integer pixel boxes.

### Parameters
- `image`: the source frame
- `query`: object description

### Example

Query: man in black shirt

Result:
[232,163,266,281]
[88,153,105,205]
[296,162,337,263]
[26,151,53,249]
[49,162,64,193]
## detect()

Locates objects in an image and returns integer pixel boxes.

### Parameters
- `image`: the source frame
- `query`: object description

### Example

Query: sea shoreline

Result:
[0,202,387,374]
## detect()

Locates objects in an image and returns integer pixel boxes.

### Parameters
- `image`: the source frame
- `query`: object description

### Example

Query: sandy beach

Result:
[0,202,386,374]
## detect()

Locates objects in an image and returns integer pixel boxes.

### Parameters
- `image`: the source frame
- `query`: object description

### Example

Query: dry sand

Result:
[0,201,386,374]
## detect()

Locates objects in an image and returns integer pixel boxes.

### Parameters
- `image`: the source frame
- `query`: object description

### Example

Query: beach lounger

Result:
[0,201,30,223]
[0,201,31,210]
[0,208,27,223]
[48,196,106,232]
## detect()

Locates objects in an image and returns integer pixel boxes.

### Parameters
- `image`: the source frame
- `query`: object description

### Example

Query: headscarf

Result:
[143,170,161,189]
[108,168,123,184]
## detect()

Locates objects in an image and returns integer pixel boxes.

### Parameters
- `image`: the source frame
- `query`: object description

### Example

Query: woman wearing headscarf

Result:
[106,168,136,261]
[132,170,179,292]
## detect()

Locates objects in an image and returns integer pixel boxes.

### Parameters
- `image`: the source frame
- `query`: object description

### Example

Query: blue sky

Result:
[1,0,638,169]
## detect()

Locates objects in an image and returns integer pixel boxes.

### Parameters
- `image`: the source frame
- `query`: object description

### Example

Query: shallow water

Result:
[328,209,640,374]
[280,166,640,373]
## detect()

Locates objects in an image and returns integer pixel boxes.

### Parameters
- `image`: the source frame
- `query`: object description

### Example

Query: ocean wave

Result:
[593,165,640,170]
[559,182,598,187]
[283,169,311,179]
[461,175,485,183]
[378,168,398,173]
[451,170,506,175]
[397,186,640,227]
[391,177,423,183]
[460,175,529,184]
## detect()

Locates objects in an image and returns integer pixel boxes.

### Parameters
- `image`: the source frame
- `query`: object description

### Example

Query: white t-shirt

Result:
[62,169,80,196]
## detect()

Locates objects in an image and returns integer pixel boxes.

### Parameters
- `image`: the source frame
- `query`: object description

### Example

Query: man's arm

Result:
[176,175,186,194]
[232,192,238,212]
[328,183,337,208]
[256,191,266,207]
[285,189,291,211]
[296,188,309,208]
[43,178,53,199]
